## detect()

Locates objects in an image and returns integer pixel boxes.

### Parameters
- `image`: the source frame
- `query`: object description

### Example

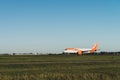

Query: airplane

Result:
[63,43,98,55]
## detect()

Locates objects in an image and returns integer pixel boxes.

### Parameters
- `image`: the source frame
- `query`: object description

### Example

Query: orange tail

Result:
[91,43,98,52]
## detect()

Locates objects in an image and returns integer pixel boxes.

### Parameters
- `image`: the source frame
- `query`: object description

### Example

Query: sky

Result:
[0,0,120,53]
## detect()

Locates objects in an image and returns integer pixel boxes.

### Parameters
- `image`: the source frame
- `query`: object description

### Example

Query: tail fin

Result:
[91,43,98,52]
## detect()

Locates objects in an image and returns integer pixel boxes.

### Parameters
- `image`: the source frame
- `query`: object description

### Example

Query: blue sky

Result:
[0,0,120,53]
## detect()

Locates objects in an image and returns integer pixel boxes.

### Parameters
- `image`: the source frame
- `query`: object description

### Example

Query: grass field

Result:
[0,55,119,80]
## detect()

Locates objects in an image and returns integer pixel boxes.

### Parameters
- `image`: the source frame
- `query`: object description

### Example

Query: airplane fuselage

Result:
[63,43,98,55]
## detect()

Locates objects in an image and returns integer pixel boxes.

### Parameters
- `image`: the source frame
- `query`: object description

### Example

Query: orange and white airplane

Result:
[63,43,98,55]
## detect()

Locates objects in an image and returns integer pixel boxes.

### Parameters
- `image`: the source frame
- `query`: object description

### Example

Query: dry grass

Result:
[0,55,119,80]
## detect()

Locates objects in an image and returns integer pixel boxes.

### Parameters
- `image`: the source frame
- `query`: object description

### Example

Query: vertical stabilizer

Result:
[91,43,98,52]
